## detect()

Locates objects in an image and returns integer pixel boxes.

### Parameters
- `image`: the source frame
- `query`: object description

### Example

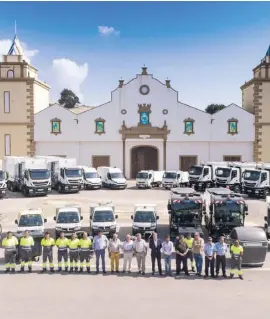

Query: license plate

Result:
[103,232,109,234]
[38,189,43,191]
[145,231,153,234]
[72,186,78,189]
[247,190,252,192]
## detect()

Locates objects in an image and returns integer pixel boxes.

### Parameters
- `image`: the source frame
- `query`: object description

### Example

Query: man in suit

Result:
[149,232,163,276]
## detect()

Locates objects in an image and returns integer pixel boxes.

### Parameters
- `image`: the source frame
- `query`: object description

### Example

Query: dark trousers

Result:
[205,256,215,276]
[176,254,188,275]
[95,249,105,271]
[151,254,162,274]
[216,255,226,275]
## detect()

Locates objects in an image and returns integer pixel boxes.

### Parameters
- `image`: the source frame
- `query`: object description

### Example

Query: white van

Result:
[97,167,127,189]
[15,208,47,236]
[79,166,102,190]
[54,206,83,238]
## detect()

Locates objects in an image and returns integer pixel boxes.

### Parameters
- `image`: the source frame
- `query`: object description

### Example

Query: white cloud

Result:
[98,26,120,36]
[51,58,88,102]
[0,38,38,63]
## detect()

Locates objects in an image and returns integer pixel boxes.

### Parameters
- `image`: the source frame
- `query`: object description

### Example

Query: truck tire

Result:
[10,183,15,192]
[57,184,62,193]
[23,187,29,197]
[234,185,240,193]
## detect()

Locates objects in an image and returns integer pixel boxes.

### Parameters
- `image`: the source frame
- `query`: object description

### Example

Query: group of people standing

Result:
[2,229,244,279]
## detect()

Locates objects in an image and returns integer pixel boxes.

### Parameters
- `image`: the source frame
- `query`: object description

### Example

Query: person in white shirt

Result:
[133,233,147,275]
[122,234,134,273]
[161,235,173,276]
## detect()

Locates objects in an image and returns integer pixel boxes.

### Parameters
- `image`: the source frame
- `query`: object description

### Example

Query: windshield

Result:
[18,214,43,227]
[57,212,80,223]
[171,200,201,211]
[136,172,149,179]
[216,168,231,178]
[189,166,202,175]
[215,201,244,223]
[171,201,201,225]
[163,172,177,179]
[0,171,4,180]
[29,169,50,180]
[134,211,156,223]
[243,170,260,181]
[93,210,114,222]
[65,169,82,177]
[111,172,124,179]
[85,172,99,179]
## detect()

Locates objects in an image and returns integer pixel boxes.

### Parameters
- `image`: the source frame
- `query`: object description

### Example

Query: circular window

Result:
[163,109,168,115]
[121,109,127,115]
[139,85,150,95]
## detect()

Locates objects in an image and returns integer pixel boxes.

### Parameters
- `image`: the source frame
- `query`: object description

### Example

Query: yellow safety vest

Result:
[79,238,92,250]
[56,238,69,248]
[69,239,80,250]
[2,236,18,251]
[231,245,243,255]
[41,238,55,247]
[20,236,34,248]
[184,238,193,249]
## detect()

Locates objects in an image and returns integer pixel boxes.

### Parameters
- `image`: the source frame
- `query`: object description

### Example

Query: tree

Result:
[205,104,226,115]
[58,89,80,109]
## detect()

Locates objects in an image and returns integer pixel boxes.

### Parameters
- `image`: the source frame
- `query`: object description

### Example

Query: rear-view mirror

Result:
[245,212,248,216]
[264,223,268,229]
[115,215,118,219]
[15,220,18,224]
[264,216,268,221]
[90,216,92,220]
[53,216,56,221]
[80,216,83,220]
[244,205,248,212]
[44,218,47,223]
[131,215,133,220]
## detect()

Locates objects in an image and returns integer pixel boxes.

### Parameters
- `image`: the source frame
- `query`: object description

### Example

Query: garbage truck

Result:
[0,159,7,198]
[35,156,83,193]
[4,156,51,197]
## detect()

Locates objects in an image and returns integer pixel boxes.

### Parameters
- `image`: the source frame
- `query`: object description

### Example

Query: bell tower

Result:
[0,34,50,158]
[241,46,270,162]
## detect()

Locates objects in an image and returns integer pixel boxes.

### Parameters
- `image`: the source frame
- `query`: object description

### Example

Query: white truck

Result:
[242,163,270,198]
[35,156,83,193]
[97,166,127,189]
[131,204,159,237]
[54,205,83,238]
[4,156,51,197]
[215,162,257,193]
[162,170,189,189]
[79,166,102,190]
[188,162,228,191]
[0,160,7,198]
[90,202,118,237]
[136,170,164,188]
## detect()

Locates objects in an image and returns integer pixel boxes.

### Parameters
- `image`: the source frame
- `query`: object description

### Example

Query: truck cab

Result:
[242,166,269,198]
[54,206,83,238]
[90,203,118,237]
[162,171,189,189]
[205,188,248,241]
[97,166,127,189]
[80,166,102,190]
[0,160,7,198]
[167,187,204,240]
[189,162,227,191]
[131,204,159,238]
[136,170,154,188]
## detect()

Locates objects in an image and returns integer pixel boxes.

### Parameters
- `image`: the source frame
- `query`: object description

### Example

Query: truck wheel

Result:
[234,185,240,193]
[23,187,28,197]
[10,183,14,192]
[57,184,62,193]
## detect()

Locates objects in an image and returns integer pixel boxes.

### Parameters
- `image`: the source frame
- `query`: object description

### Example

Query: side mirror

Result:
[264,216,268,221]
[167,204,171,211]
[168,210,171,214]
[245,212,248,216]
[90,216,92,220]
[156,216,159,220]
[177,174,180,178]
[115,215,118,219]
[264,223,268,229]
[15,220,18,224]
[53,216,56,221]
[131,215,133,220]
[44,218,47,223]
[244,205,248,212]
[80,216,83,220]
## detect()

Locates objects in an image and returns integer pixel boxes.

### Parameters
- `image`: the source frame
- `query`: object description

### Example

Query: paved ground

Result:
[0,181,269,319]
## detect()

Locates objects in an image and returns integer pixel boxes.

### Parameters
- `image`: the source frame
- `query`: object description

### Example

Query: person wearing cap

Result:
[192,232,204,276]
[213,235,228,278]
[175,235,190,277]
[184,233,196,272]
[204,237,215,278]
[230,240,244,280]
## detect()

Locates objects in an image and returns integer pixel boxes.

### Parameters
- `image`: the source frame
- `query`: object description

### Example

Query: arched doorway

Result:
[131,146,158,178]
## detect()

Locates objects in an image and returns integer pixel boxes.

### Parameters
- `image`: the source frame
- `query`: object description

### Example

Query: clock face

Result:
[139,85,150,95]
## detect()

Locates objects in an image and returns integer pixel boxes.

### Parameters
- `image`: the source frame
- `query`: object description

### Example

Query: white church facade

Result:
[34,67,255,179]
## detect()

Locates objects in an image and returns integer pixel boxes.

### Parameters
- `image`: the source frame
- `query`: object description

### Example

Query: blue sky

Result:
[0,1,270,109]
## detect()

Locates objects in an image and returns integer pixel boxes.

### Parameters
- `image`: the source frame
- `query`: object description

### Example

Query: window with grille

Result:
[223,156,242,162]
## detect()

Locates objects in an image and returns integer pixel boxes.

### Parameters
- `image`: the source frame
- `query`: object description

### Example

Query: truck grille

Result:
[189,177,199,182]
[32,181,48,187]
[216,179,226,184]
[244,182,255,188]
[68,179,80,185]
[61,228,74,232]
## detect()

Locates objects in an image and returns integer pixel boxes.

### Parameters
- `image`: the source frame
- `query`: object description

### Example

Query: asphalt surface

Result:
[0,181,269,319]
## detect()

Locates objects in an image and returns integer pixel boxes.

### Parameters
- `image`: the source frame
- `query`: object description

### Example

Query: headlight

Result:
[133,225,139,229]
[92,225,99,229]
[110,225,116,229]
[55,227,62,231]
[74,226,81,231]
